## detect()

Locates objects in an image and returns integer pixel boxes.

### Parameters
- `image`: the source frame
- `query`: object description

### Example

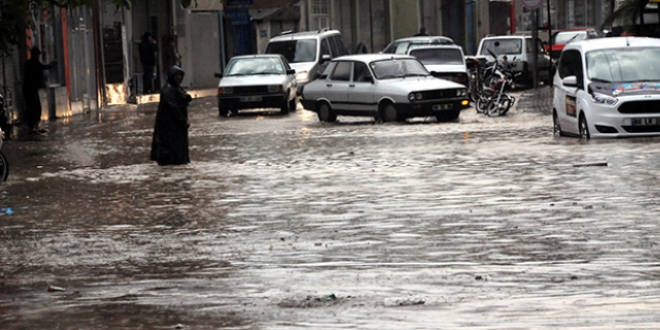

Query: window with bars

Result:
[311,0,329,30]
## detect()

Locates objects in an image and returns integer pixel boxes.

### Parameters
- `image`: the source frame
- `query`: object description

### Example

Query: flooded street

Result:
[2,93,660,329]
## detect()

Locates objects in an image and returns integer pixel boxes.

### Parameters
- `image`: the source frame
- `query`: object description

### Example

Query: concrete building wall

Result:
[391,0,420,40]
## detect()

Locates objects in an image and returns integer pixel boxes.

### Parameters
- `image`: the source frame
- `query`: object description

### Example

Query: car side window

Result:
[353,62,372,82]
[321,39,331,58]
[328,36,339,57]
[333,35,348,56]
[330,61,351,81]
[558,50,584,89]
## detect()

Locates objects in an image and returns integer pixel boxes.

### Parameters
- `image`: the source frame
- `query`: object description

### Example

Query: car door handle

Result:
[326,84,333,87]
[349,84,355,88]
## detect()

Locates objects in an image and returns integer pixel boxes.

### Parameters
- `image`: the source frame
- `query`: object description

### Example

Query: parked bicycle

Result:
[475,50,518,116]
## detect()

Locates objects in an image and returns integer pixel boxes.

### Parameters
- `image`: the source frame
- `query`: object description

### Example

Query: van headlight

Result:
[296,71,309,83]
[591,93,618,105]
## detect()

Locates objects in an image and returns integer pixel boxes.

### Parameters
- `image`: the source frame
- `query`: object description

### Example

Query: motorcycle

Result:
[475,50,517,116]
[0,92,9,182]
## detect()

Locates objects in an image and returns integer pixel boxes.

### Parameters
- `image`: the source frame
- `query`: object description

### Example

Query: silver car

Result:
[300,54,469,123]
[215,54,297,116]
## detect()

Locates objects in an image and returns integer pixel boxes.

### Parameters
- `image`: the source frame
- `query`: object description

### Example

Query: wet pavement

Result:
[1,87,660,329]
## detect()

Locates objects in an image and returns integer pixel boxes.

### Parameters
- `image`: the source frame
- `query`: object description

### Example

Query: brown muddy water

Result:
[1,96,660,329]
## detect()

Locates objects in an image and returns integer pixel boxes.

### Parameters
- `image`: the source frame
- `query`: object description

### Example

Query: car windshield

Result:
[370,59,429,79]
[480,38,523,56]
[383,38,453,54]
[586,47,660,83]
[553,31,587,44]
[225,57,285,76]
[265,39,317,64]
[409,48,464,65]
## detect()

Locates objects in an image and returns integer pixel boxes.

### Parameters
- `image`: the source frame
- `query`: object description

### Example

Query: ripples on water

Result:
[1,103,660,329]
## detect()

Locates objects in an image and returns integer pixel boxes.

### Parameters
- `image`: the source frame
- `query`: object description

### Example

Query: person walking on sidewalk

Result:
[139,32,158,94]
[150,65,192,166]
[23,47,56,134]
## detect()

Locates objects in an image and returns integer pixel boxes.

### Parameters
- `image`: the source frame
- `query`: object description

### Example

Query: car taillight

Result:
[218,87,223,95]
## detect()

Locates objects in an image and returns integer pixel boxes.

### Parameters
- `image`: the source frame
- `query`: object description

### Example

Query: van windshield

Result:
[586,47,660,83]
[480,38,523,56]
[265,39,317,64]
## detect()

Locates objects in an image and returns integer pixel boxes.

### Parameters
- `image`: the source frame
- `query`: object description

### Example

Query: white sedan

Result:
[553,37,660,138]
[215,54,297,116]
[300,54,469,122]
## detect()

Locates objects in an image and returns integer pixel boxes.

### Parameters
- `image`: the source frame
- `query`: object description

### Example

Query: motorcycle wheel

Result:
[0,151,8,182]
[476,96,489,114]
[486,98,508,117]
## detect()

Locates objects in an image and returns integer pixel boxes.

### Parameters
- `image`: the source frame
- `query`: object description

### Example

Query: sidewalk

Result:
[516,85,553,115]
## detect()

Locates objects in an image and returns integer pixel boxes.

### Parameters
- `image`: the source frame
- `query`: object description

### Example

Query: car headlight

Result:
[457,89,467,97]
[268,85,282,93]
[591,93,618,105]
[219,87,233,95]
[296,71,309,83]
[408,92,424,101]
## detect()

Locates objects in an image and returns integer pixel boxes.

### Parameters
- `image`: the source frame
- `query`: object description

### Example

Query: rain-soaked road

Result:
[1,92,660,329]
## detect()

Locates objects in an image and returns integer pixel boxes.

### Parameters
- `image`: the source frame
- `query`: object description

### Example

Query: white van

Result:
[265,29,348,92]
[476,35,552,85]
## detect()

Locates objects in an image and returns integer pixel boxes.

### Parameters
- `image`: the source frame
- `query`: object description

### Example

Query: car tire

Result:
[579,113,590,139]
[317,102,336,123]
[281,94,291,114]
[381,103,401,122]
[289,97,297,112]
[436,111,459,122]
[219,105,229,117]
[553,110,564,137]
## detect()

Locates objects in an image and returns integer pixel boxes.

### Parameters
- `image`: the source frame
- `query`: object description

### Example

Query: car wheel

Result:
[317,102,337,123]
[436,111,459,122]
[289,97,297,112]
[579,114,590,139]
[381,103,400,122]
[219,105,229,117]
[281,94,291,114]
[553,110,564,137]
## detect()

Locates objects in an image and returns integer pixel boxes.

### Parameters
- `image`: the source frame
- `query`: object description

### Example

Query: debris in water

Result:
[573,162,608,167]
[47,285,67,292]
[383,296,425,307]
[317,293,337,301]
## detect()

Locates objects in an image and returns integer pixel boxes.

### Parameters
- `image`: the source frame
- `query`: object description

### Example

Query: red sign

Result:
[520,0,543,10]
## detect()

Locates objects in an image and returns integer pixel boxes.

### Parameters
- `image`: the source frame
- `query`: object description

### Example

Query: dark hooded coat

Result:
[150,66,192,166]
[23,48,53,129]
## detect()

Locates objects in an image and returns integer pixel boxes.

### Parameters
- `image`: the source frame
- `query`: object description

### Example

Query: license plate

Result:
[240,96,262,102]
[631,117,660,126]
[432,103,453,111]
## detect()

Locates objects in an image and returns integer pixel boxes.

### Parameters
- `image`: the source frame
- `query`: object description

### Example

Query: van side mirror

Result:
[321,54,331,64]
[214,73,223,78]
[286,69,296,75]
[562,76,577,87]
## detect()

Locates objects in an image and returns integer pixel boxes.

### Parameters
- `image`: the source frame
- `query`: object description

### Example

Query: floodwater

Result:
[1,94,660,329]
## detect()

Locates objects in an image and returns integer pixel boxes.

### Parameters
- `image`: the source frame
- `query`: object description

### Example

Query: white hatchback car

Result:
[300,54,469,123]
[552,37,660,138]
[407,45,469,87]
